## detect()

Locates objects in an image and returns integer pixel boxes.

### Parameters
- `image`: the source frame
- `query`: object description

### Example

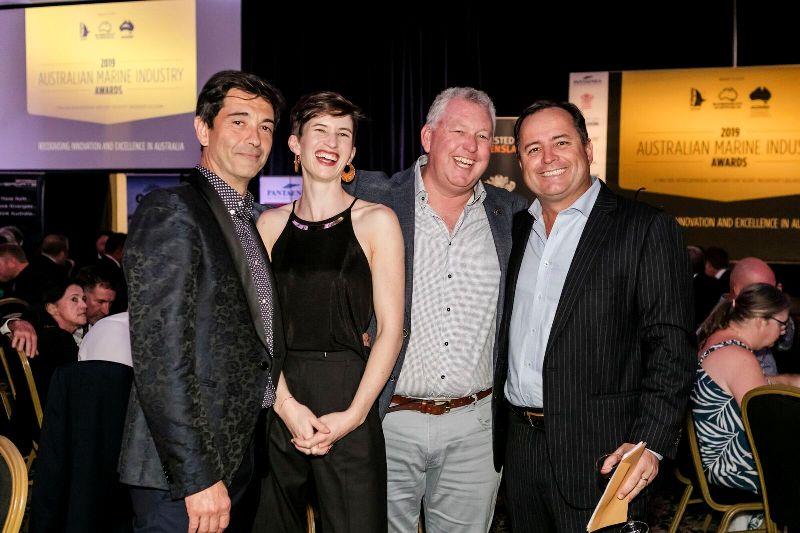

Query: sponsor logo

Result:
[259,176,303,205]
[580,93,594,109]
[96,20,114,39]
[573,74,603,85]
[79,22,89,40]
[713,87,741,109]
[120,20,134,38]
[690,88,705,107]
[749,86,771,112]
[750,86,771,102]
[483,174,516,192]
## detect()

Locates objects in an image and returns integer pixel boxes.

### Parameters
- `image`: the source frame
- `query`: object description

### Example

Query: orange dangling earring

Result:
[293,154,301,174]
[341,162,356,183]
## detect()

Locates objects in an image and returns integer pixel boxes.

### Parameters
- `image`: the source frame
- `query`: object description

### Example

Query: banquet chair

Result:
[0,435,27,533]
[743,384,800,533]
[668,428,710,533]
[0,342,42,470]
[685,413,765,532]
[0,298,27,322]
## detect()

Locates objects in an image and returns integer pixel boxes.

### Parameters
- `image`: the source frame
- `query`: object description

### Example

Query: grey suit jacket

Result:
[346,165,528,417]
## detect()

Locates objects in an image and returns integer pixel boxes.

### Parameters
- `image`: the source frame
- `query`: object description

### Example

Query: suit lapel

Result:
[483,188,514,341]
[544,183,617,356]
[506,210,534,322]
[187,171,272,354]
[391,168,416,325]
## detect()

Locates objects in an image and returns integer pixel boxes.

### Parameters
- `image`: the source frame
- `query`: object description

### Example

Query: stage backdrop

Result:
[571,65,800,263]
[0,0,239,171]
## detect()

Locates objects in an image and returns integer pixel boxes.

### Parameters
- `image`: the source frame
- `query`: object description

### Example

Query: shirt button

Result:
[444,341,449,346]
[229,209,236,215]
[537,293,543,300]
[544,260,549,267]
[440,375,446,379]
[446,307,451,312]
[447,274,452,279]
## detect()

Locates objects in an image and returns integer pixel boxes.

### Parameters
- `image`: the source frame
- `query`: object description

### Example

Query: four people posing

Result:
[121,70,702,532]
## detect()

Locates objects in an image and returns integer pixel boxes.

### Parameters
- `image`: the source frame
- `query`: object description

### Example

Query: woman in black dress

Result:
[257,92,404,532]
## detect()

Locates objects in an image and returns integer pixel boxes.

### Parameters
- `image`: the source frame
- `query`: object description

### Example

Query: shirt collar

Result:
[413,155,487,208]
[196,165,254,218]
[529,176,601,220]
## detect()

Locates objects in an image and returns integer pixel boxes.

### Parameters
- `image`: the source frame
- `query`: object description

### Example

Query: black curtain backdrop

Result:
[27,0,800,264]
[240,1,758,176]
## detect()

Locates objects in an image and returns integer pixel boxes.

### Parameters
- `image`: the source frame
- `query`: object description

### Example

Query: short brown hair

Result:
[41,234,69,256]
[290,91,365,139]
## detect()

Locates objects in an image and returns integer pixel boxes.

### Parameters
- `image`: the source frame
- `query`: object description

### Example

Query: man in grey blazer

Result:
[493,101,694,532]
[348,88,527,532]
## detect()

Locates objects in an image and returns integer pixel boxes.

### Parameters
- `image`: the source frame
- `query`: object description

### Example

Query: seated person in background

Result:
[692,283,800,493]
[78,312,130,367]
[97,232,127,313]
[21,279,87,404]
[10,279,85,454]
[0,244,39,358]
[76,266,116,327]
[728,257,794,376]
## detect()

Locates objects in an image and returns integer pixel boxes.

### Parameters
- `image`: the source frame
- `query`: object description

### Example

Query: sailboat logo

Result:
[690,88,705,107]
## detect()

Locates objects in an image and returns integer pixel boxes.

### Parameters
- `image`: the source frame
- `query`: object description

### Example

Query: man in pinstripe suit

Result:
[492,101,694,532]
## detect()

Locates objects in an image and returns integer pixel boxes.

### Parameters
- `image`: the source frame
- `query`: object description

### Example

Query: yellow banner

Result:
[26,0,196,125]
[619,66,800,201]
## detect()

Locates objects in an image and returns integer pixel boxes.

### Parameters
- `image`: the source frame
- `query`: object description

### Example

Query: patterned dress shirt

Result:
[198,166,276,407]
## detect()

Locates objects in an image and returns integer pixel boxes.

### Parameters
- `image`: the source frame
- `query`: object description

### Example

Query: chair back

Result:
[743,384,800,529]
[0,348,16,399]
[0,298,28,322]
[0,339,43,464]
[685,412,762,512]
[0,435,28,533]
[14,349,41,429]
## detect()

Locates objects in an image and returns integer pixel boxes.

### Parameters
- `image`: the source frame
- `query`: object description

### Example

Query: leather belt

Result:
[509,405,545,429]
[388,388,492,415]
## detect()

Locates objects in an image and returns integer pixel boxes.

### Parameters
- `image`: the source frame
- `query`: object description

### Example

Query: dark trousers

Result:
[259,349,387,533]
[129,417,262,533]
[504,409,647,533]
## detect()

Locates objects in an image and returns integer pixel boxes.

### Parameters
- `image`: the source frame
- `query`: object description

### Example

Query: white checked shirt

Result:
[394,156,500,399]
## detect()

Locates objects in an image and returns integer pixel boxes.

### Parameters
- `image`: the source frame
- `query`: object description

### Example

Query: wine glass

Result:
[619,520,649,532]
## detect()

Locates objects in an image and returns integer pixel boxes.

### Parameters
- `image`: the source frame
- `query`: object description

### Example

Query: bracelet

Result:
[278,395,294,413]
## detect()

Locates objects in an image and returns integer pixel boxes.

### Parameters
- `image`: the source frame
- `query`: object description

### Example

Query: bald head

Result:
[730,257,776,297]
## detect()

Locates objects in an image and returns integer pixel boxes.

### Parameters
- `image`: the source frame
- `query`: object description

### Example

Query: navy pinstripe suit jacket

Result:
[492,182,695,508]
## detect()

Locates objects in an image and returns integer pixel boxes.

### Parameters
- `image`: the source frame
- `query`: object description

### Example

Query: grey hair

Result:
[425,87,496,132]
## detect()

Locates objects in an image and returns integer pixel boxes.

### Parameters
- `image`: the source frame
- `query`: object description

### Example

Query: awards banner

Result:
[483,117,528,200]
[599,66,800,262]
[25,0,196,125]
[569,72,609,182]
[619,66,800,201]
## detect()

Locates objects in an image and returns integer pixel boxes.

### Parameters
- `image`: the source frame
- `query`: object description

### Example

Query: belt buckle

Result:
[525,411,544,430]
[433,399,451,413]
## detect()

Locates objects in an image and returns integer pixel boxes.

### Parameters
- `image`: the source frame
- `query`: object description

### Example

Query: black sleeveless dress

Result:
[264,198,387,533]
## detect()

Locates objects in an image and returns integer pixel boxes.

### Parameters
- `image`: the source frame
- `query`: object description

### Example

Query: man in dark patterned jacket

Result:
[118,71,286,533]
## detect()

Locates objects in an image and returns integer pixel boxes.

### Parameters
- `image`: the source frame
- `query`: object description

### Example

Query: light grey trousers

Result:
[383,394,502,533]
